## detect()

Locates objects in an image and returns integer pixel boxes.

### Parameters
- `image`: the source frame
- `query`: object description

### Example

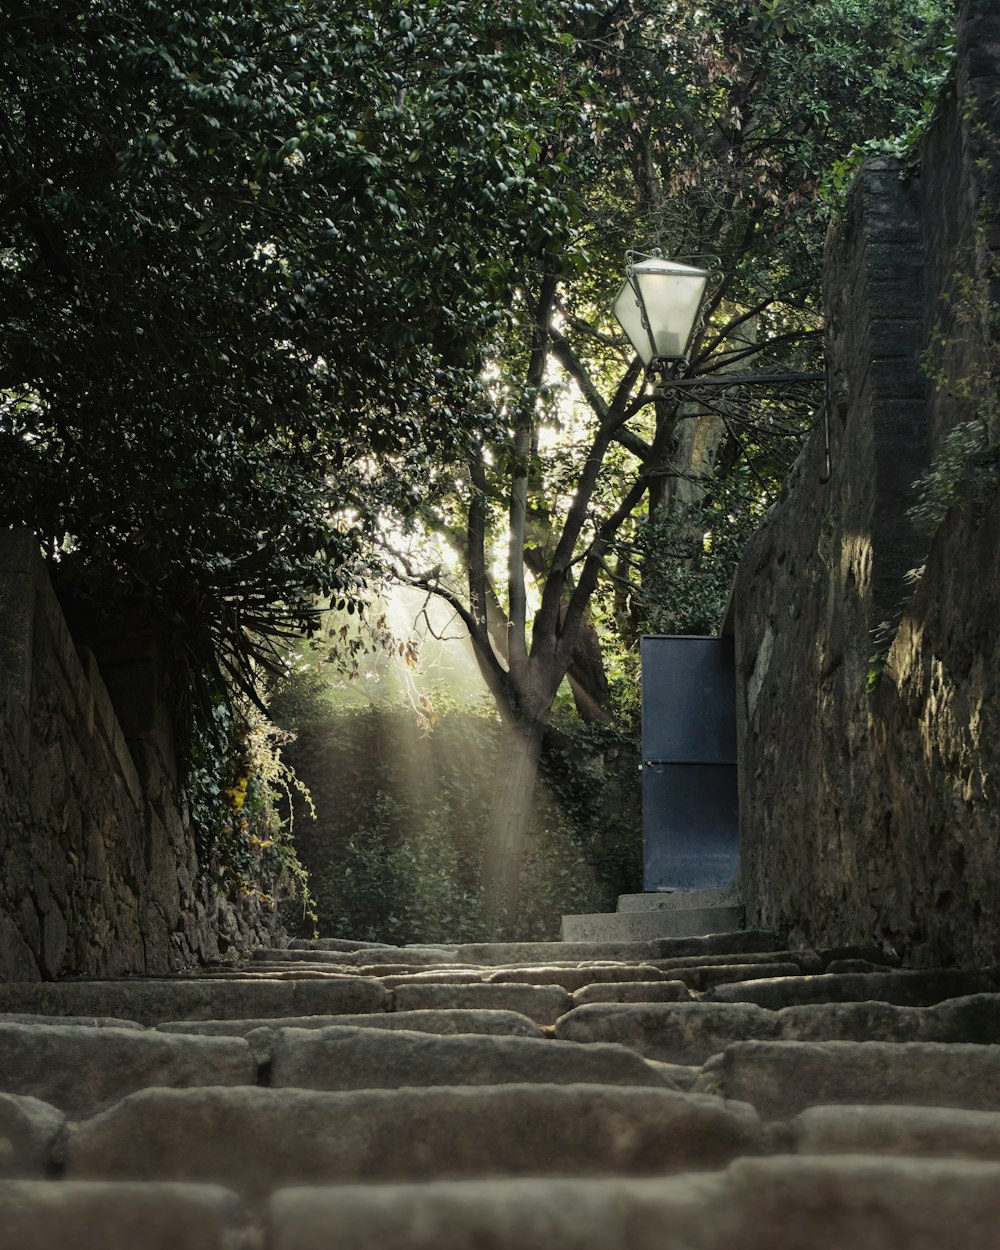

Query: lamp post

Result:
[613,249,830,895]
[612,248,830,479]
[612,250,713,373]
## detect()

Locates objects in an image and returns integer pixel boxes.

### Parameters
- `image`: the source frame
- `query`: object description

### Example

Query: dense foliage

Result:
[271,675,641,941]
[0,0,589,714]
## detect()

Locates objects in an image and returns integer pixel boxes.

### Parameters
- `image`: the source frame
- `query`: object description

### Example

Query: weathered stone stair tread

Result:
[0,1013,145,1029]
[554,994,1000,1063]
[0,1022,255,1118]
[699,1040,1000,1118]
[392,982,573,1026]
[0,1093,65,1179]
[707,967,999,1008]
[0,977,387,1024]
[156,1008,545,1040]
[66,1085,762,1196]
[265,1156,1000,1250]
[650,950,822,972]
[790,1103,1000,1160]
[666,961,805,991]
[0,1179,245,1250]
[253,947,463,968]
[482,963,668,990]
[269,1024,679,1091]
[573,981,693,1005]
[453,931,780,964]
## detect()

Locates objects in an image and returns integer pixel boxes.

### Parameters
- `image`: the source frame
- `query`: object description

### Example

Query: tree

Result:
[386,0,953,930]
[0,0,586,722]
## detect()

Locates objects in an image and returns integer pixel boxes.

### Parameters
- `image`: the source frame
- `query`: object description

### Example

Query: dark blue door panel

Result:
[641,635,739,891]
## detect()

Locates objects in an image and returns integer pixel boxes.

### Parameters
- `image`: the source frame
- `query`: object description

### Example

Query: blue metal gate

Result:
[640,635,739,891]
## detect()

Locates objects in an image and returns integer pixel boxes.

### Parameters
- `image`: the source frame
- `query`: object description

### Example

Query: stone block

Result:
[0,1093,64,1179]
[560,908,741,942]
[0,1023,255,1118]
[455,940,657,965]
[707,969,998,1009]
[701,1041,1000,1119]
[554,1002,782,1064]
[675,962,803,992]
[67,1085,762,1197]
[157,1008,544,1040]
[717,1155,1000,1250]
[0,1180,247,1250]
[485,964,666,991]
[0,977,388,1025]
[792,1104,1000,1161]
[266,1175,729,1250]
[269,1025,670,1092]
[392,983,572,1027]
[573,982,693,1006]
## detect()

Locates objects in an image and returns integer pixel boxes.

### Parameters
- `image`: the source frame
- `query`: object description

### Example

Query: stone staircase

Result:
[2,929,1000,1247]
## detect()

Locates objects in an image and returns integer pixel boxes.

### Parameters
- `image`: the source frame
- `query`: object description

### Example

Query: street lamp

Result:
[612,250,713,373]
[613,248,830,478]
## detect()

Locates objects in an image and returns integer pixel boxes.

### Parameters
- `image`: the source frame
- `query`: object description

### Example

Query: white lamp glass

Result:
[613,256,710,367]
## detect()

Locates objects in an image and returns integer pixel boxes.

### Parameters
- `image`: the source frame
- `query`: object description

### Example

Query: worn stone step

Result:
[453,931,779,966]
[560,907,741,943]
[707,968,999,1009]
[668,961,804,992]
[254,947,460,968]
[0,1093,64,1179]
[268,1025,679,1092]
[0,978,387,1025]
[0,1013,145,1029]
[0,1023,255,1118]
[698,1040,1000,1118]
[555,994,1000,1064]
[157,1008,545,1042]
[790,1103,1000,1161]
[572,981,693,1006]
[556,1002,783,1063]
[66,1085,762,1198]
[649,950,822,973]
[0,1179,245,1250]
[777,992,1000,1044]
[391,982,573,1026]
[616,890,734,912]
[265,1156,1000,1250]
[483,964,667,991]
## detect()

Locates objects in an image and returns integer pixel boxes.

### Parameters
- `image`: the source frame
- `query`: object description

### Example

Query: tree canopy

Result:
[0,0,589,710]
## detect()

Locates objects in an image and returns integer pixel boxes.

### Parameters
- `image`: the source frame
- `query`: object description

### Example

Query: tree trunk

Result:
[480,713,547,937]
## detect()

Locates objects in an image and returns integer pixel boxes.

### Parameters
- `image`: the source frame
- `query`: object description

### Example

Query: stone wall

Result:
[734,0,1000,967]
[0,530,281,979]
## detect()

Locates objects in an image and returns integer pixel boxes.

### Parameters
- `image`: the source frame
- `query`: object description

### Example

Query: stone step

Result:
[560,908,741,943]
[0,1093,64,1179]
[706,967,999,1009]
[0,1023,255,1118]
[264,1156,1000,1250]
[789,1103,1000,1161]
[554,993,1000,1063]
[156,1008,546,1041]
[9,1156,1000,1250]
[481,963,668,991]
[268,1025,680,1092]
[65,1085,762,1200]
[616,889,734,912]
[572,981,694,1005]
[698,1040,1000,1118]
[0,1180,246,1250]
[0,978,387,1025]
[391,982,573,1026]
[665,960,804,992]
